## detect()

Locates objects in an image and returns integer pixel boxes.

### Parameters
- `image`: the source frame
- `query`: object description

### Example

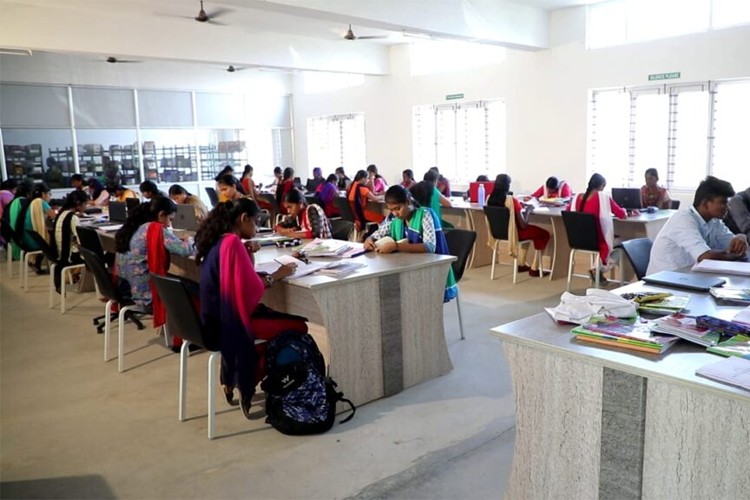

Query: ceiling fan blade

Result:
[206,7,231,19]
[206,19,227,26]
[356,35,388,39]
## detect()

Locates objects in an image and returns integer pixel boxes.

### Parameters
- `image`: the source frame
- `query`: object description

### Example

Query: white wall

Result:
[292,6,750,193]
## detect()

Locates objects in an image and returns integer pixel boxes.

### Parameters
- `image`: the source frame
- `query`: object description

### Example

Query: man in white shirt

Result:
[647,176,748,275]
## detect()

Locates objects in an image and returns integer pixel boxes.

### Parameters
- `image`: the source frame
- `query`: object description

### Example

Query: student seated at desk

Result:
[12,182,56,272]
[216,174,247,203]
[316,174,340,218]
[401,169,416,189]
[530,176,572,200]
[275,189,332,239]
[429,167,451,198]
[86,179,110,207]
[364,185,457,302]
[53,190,89,288]
[240,164,262,200]
[366,164,388,195]
[569,173,627,283]
[139,180,166,200]
[169,184,208,221]
[488,174,551,277]
[275,167,297,215]
[116,197,195,351]
[195,198,296,418]
[110,183,138,202]
[647,176,748,275]
[640,168,672,209]
[411,177,452,229]
[348,170,385,231]
[335,167,351,191]
[305,167,325,193]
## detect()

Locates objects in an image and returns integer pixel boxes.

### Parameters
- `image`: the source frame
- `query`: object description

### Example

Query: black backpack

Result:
[261,331,355,435]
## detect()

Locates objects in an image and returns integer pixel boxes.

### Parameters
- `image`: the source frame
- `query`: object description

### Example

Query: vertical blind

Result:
[413,99,505,184]
[306,113,366,175]
[588,79,750,190]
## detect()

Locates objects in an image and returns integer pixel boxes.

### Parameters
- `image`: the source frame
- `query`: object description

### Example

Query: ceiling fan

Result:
[226,65,248,73]
[194,1,228,24]
[105,56,140,64]
[344,24,387,41]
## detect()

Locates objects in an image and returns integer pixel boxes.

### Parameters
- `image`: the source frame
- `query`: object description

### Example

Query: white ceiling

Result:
[0,0,605,75]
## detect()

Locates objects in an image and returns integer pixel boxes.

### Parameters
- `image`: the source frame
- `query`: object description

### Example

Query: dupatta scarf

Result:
[572,191,615,266]
[390,207,458,302]
[146,222,170,329]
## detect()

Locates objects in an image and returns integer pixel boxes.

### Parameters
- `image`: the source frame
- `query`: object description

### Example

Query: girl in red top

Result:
[275,189,332,239]
[348,170,385,231]
[275,167,296,215]
[569,173,627,282]
[487,174,550,276]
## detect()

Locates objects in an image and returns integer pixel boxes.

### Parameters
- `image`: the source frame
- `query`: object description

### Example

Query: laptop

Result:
[642,271,726,292]
[109,201,127,223]
[173,204,199,231]
[612,188,644,210]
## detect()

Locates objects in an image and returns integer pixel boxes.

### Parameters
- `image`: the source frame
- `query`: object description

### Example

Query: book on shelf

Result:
[709,287,750,305]
[651,313,722,347]
[570,316,679,354]
[691,259,750,276]
[707,334,750,359]
[695,356,750,391]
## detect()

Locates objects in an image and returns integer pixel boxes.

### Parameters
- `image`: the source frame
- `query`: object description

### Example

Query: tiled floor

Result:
[0,253,589,499]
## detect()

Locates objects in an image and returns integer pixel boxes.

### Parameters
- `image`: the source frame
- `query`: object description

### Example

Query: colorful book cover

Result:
[707,334,750,359]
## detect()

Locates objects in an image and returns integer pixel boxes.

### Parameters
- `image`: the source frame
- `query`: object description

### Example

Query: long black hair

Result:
[283,189,306,205]
[367,164,384,180]
[578,173,606,210]
[487,174,511,206]
[195,198,260,264]
[385,185,414,206]
[139,180,160,198]
[408,181,431,208]
[168,184,193,198]
[114,197,176,253]
[59,190,89,212]
[88,178,105,200]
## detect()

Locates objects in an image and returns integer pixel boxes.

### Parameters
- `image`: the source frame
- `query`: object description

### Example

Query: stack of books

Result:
[621,292,690,315]
[707,334,750,359]
[651,314,722,347]
[298,238,366,258]
[709,288,750,305]
[570,316,679,354]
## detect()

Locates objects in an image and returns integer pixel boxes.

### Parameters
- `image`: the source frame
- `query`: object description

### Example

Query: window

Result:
[412,100,505,184]
[587,0,750,49]
[306,114,366,175]
[587,79,750,191]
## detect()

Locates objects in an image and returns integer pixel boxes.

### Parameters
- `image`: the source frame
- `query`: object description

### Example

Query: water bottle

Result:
[477,183,485,208]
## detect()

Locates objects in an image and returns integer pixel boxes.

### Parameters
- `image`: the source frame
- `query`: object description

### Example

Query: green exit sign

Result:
[445,93,464,101]
[648,72,681,81]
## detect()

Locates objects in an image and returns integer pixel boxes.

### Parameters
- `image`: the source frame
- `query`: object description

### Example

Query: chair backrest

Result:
[150,274,219,352]
[618,238,653,280]
[205,187,220,208]
[79,247,120,302]
[444,229,477,283]
[670,199,681,209]
[1,216,33,252]
[76,226,105,257]
[26,230,58,263]
[330,219,354,241]
[561,211,600,252]
[483,206,511,241]
[333,197,356,224]
[305,194,323,208]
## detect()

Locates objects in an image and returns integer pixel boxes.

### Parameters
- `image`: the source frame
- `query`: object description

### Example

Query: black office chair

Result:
[79,248,147,369]
[330,219,354,241]
[205,187,219,208]
[445,229,477,340]
[483,205,541,284]
[77,226,118,331]
[305,194,323,208]
[150,274,224,439]
[257,193,282,226]
[27,231,85,313]
[561,211,621,291]
[616,238,653,281]
[670,200,681,209]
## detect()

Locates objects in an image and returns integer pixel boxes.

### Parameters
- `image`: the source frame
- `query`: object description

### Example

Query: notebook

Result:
[642,271,726,292]
[173,204,199,231]
[108,201,127,223]
[611,188,644,210]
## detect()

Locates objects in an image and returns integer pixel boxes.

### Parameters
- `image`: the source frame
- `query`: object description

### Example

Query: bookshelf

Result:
[142,142,197,183]
[3,143,43,183]
[199,141,248,181]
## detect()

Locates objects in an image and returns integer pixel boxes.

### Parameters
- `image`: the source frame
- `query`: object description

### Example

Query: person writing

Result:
[195,199,296,418]
[530,176,572,200]
[168,184,209,221]
[487,174,551,277]
[347,170,385,232]
[115,197,195,352]
[640,168,672,209]
[275,189,332,239]
[569,173,627,284]
[364,185,457,302]
[647,176,748,275]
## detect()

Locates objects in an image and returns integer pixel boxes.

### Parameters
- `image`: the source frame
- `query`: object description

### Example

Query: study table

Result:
[491,273,750,499]
[97,229,456,407]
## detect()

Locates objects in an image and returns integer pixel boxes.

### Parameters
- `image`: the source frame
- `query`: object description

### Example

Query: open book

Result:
[255,254,330,280]
[696,356,750,391]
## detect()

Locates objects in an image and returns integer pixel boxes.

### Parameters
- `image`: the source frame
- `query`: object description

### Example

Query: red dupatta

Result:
[146,222,170,329]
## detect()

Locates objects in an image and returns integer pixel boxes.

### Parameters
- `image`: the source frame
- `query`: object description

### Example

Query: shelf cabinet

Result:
[142,142,197,183]
[199,141,248,181]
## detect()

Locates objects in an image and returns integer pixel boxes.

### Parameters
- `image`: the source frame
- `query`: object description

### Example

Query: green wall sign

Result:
[648,72,681,81]
[445,93,464,101]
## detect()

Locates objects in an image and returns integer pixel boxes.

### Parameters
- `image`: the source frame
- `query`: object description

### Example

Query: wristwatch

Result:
[265,274,274,288]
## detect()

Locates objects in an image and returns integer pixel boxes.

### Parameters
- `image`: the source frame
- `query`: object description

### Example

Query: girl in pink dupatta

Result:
[195,199,295,419]
[569,173,627,283]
